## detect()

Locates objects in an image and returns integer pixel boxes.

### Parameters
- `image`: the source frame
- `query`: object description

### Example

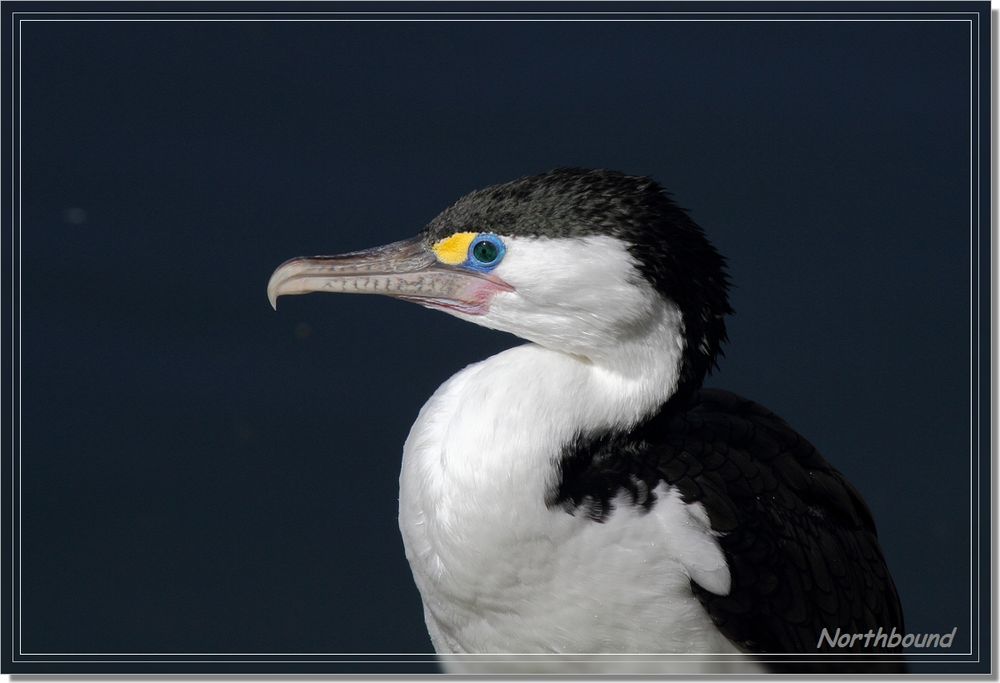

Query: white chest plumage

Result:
[397,342,763,674]
[264,170,858,673]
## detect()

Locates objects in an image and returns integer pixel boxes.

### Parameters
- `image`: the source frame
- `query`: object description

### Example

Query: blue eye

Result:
[466,234,506,271]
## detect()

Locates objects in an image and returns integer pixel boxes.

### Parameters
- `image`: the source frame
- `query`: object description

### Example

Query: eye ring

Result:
[466,234,506,271]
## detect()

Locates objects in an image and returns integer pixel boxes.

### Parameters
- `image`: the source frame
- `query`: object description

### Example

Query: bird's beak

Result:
[267,236,512,315]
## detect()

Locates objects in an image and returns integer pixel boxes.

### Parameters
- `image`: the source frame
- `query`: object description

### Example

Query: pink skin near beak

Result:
[266,236,513,315]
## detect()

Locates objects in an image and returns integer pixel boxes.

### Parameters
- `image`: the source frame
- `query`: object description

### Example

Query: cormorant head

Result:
[268,168,732,394]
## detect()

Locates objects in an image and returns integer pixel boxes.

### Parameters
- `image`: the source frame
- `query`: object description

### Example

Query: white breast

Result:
[397,342,764,674]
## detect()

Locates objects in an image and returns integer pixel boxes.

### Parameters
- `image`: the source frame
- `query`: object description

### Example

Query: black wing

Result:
[550,388,905,673]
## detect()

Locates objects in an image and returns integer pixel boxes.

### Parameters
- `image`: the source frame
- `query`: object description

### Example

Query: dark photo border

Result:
[3,1,993,675]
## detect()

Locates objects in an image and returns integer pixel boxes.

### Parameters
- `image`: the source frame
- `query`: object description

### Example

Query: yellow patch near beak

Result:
[432,232,478,265]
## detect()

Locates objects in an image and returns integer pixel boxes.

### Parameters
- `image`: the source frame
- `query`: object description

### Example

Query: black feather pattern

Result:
[549,389,906,673]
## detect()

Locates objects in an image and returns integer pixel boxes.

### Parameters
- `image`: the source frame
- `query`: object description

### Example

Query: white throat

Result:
[397,297,693,648]
[581,297,687,422]
[407,295,685,501]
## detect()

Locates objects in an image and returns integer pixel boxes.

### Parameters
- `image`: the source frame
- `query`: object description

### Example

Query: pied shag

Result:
[267,168,904,673]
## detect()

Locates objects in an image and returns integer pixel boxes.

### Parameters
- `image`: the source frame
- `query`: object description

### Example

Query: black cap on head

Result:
[424,168,733,395]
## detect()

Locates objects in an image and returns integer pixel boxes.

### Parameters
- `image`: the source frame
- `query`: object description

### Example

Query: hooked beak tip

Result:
[266,274,281,310]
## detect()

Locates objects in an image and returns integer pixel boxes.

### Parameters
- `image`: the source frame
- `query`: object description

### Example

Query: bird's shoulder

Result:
[549,388,905,670]
[550,388,872,528]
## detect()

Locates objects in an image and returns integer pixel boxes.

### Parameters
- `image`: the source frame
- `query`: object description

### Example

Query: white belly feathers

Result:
[396,343,763,673]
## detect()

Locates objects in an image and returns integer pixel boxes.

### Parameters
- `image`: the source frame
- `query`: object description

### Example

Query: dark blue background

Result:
[19,16,974,659]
